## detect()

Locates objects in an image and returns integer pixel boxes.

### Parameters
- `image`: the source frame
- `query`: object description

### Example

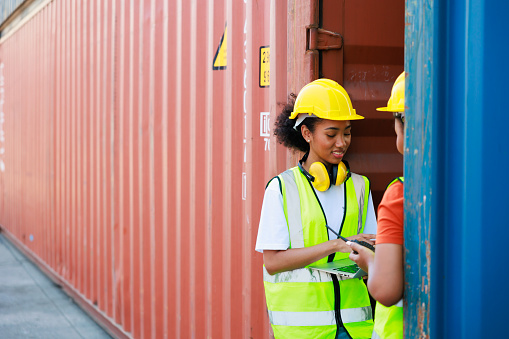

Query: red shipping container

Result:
[0,0,403,338]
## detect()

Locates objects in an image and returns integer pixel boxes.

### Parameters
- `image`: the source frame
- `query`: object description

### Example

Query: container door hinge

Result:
[306,26,343,51]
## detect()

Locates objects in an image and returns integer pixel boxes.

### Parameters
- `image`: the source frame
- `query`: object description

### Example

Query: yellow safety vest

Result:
[372,177,404,339]
[263,167,373,339]
[372,300,403,339]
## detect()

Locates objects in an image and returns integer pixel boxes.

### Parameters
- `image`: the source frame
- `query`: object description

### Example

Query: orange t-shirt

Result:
[376,180,404,245]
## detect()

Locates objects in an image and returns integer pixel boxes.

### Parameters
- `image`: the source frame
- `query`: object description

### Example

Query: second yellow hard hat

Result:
[377,71,405,113]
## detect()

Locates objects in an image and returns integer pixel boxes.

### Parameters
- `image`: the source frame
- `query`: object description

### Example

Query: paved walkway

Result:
[0,233,113,339]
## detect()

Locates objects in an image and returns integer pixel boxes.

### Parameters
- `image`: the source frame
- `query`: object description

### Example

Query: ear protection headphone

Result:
[298,155,351,192]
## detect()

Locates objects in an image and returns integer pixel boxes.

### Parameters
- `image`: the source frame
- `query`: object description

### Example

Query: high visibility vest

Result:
[372,177,404,339]
[372,300,403,339]
[263,167,374,339]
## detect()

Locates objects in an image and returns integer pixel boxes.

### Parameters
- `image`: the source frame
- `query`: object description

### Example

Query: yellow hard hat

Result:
[290,78,364,121]
[377,71,405,113]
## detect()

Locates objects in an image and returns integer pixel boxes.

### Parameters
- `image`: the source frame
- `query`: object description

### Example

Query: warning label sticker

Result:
[213,25,227,70]
[259,46,270,87]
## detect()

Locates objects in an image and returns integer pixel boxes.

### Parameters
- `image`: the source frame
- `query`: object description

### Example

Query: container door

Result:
[289,0,405,207]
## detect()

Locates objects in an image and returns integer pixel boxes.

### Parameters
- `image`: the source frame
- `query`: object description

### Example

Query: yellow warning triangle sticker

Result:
[213,24,227,70]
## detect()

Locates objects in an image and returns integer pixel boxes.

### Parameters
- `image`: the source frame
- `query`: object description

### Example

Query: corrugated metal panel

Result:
[0,0,285,338]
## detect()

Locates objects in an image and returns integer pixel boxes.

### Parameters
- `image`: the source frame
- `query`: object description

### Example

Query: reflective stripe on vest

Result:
[280,170,305,248]
[263,167,373,339]
[263,266,333,284]
[269,306,373,326]
[350,173,368,234]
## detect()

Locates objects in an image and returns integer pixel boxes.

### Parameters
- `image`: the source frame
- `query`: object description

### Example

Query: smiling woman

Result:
[256,78,377,339]
[303,120,351,170]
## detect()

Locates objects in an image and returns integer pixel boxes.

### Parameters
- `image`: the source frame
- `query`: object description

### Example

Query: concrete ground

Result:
[0,233,113,339]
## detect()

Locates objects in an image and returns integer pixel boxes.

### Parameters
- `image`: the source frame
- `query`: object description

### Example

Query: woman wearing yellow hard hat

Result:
[255,78,377,339]
[347,71,406,339]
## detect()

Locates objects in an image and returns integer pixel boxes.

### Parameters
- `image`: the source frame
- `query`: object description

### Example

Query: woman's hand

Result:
[347,241,375,273]
[333,238,353,253]
[262,234,376,275]
[264,238,345,275]
[332,233,376,253]
[345,233,376,245]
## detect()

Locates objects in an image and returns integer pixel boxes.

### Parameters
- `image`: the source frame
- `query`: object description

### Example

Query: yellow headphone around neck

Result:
[298,155,350,192]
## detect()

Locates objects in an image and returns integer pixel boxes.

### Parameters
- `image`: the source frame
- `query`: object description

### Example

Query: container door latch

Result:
[306,26,343,51]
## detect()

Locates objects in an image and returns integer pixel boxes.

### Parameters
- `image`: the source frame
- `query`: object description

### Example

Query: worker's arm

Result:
[348,241,403,307]
[264,233,375,275]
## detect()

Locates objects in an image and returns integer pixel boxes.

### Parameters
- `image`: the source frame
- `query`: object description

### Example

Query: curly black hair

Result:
[273,94,322,153]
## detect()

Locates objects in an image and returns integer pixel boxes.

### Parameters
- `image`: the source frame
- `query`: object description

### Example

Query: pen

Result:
[325,225,349,243]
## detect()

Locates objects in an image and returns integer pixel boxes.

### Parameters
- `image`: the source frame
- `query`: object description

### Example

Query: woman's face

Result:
[303,119,351,169]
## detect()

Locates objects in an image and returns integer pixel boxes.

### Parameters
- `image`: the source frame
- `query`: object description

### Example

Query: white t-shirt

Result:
[255,176,377,253]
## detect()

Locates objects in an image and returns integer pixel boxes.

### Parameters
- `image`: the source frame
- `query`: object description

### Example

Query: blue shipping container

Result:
[405,0,509,337]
